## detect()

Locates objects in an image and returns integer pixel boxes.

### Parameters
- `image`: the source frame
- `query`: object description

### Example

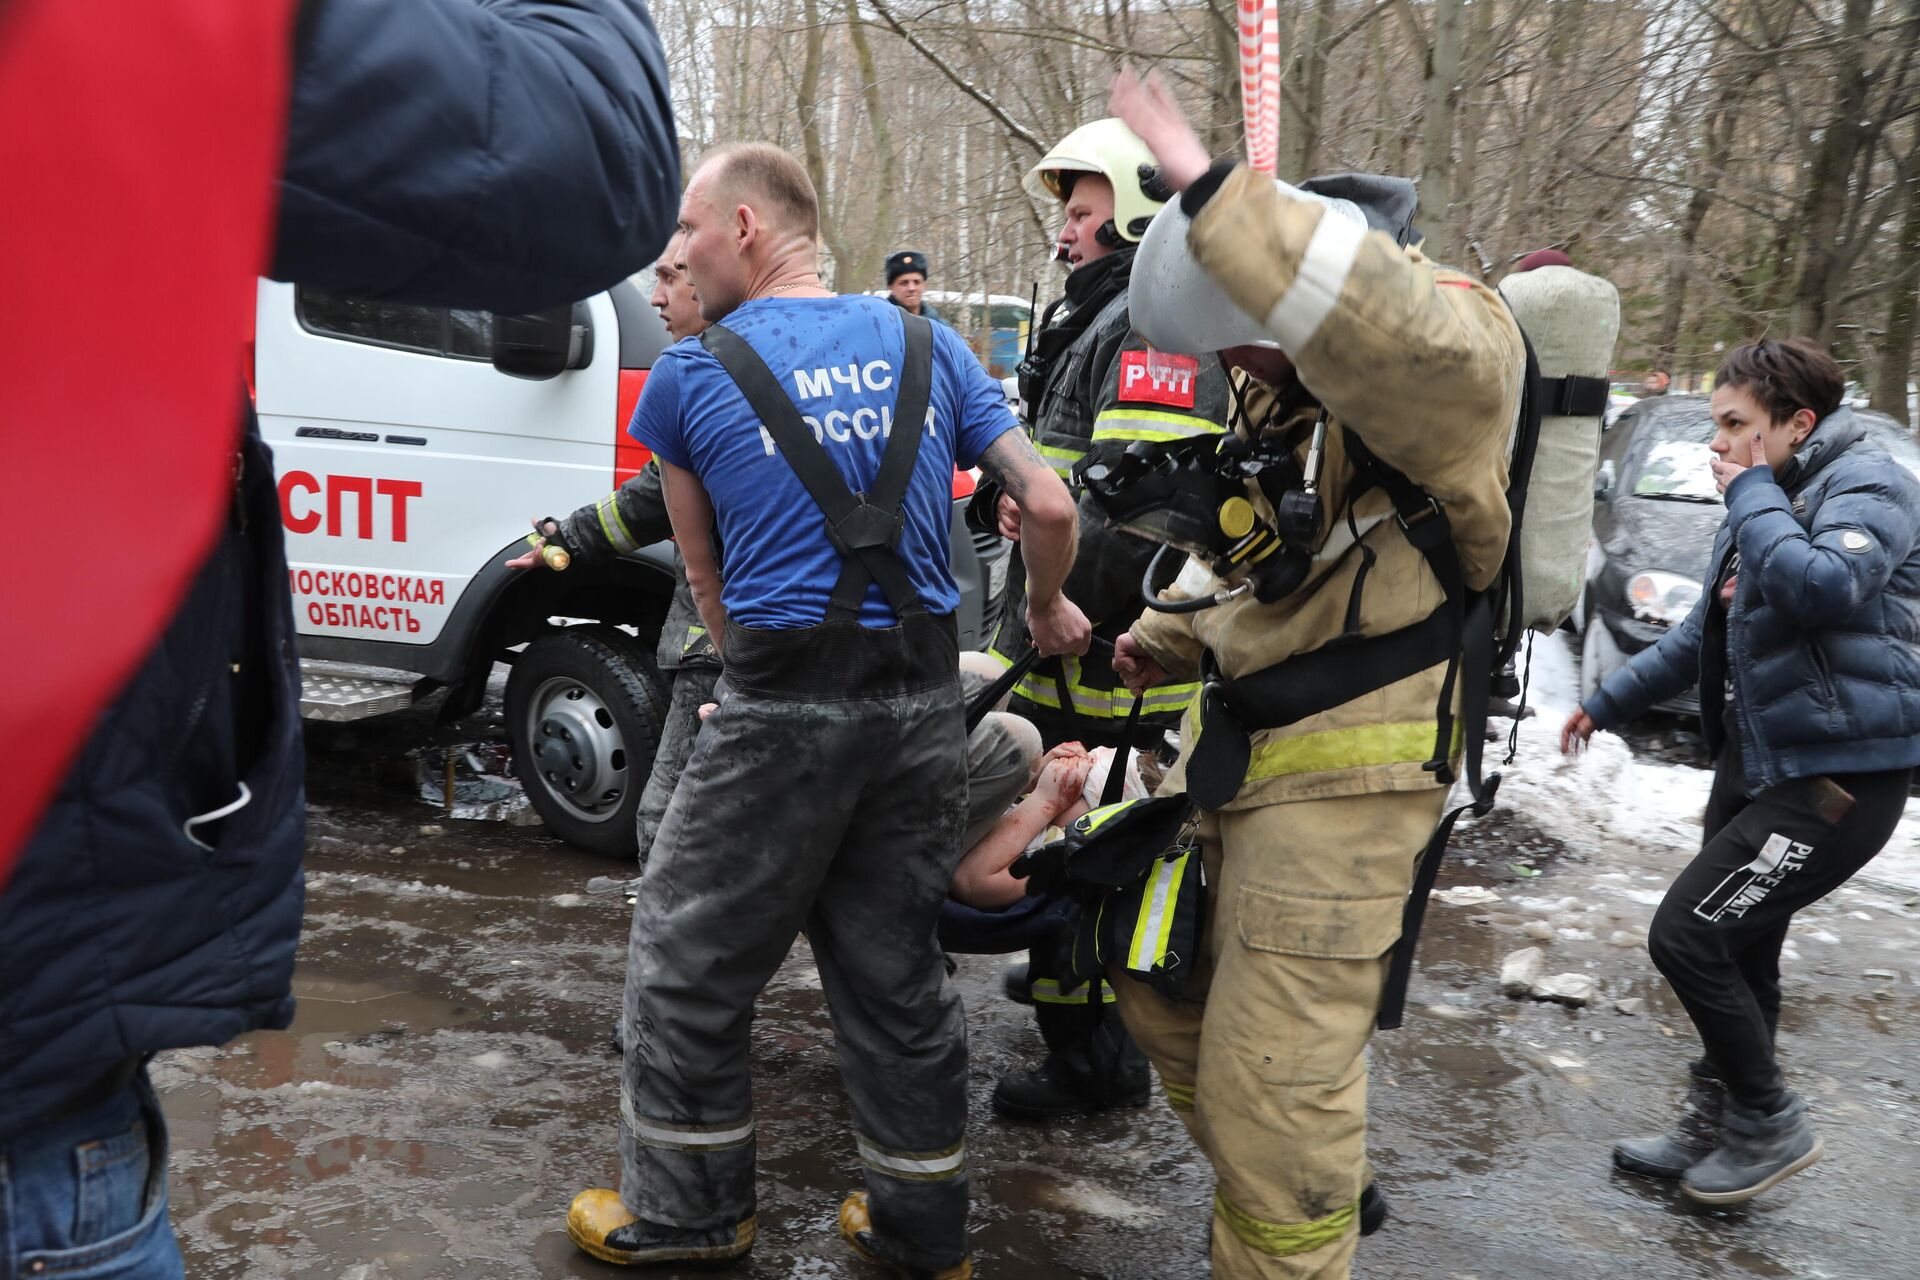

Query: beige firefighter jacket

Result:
[1131,164,1524,810]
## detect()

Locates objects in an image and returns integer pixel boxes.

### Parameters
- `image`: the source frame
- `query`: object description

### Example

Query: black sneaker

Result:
[1682,1091,1822,1205]
[1358,1181,1389,1237]
[839,1191,972,1279]
[1614,1064,1724,1179]
[565,1189,754,1266]
[1002,963,1033,1005]
[990,1054,1150,1121]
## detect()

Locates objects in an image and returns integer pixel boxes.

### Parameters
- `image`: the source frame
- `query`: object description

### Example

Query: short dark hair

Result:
[1714,337,1844,424]
[700,142,819,240]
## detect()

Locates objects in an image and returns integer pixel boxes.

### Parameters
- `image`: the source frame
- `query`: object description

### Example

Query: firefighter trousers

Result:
[619,678,972,1272]
[633,664,722,870]
[1111,786,1448,1280]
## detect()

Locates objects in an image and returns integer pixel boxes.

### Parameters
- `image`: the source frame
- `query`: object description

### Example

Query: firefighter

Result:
[1102,69,1524,1278]
[564,143,1086,1277]
[976,116,1234,1120]
[511,231,721,872]
[975,115,1228,1128]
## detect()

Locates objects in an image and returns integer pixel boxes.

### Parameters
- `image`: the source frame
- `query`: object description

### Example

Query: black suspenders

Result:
[700,312,936,621]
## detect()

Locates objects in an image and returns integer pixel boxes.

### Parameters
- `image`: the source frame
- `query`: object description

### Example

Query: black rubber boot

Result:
[1613,1063,1724,1179]
[1358,1180,1389,1237]
[1682,1091,1822,1205]
[990,1052,1150,1121]
[1003,962,1033,1005]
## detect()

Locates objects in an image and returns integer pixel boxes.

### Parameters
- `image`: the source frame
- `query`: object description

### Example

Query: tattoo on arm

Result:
[980,430,1045,503]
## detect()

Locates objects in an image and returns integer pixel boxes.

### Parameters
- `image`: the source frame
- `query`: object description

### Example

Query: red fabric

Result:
[1515,248,1573,273]
[0,0,295,886]
[1116,351,1201,408]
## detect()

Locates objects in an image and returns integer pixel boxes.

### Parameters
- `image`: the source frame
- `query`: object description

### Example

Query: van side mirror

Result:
[492,303,593,380]
[1594,459,1616,499]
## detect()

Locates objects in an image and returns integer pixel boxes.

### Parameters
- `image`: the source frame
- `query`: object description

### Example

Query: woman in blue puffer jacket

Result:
[1562,338,1920,1206]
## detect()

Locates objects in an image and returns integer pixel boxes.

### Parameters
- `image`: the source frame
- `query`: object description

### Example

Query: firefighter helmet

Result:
[1023,118,1166,245]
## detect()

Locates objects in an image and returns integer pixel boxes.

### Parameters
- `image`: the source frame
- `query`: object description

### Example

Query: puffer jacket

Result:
[0,0,679,1139]
[1585,407,1920,792]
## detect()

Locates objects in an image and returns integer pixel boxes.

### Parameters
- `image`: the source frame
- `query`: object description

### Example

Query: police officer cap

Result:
[886,251,930,283]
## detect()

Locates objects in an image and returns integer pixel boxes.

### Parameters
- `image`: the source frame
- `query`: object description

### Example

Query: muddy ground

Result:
[156,665,1920,1279]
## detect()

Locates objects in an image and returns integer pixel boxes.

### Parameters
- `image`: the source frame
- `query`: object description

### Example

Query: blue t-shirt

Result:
[631,296,1017,629]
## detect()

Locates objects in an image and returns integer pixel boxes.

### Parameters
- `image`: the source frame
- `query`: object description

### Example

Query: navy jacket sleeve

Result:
[1724,461,1918,628]
[1585,583,1707,730]
[272,0,680,314]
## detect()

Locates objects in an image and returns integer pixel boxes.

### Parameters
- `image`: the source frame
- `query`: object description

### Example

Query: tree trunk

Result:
[1279,0,1338,179]
[844,0,899,289]
[798,0,852,284]
[1871,167,1920,427]
[1787,0,1874,341]
[1418,0,1464,263]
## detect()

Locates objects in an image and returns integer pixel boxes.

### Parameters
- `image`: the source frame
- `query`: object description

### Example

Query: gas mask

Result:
[1075,415,1328,612]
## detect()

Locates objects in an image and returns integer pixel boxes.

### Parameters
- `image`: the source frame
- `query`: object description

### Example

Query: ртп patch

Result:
[1117,350,1199,409]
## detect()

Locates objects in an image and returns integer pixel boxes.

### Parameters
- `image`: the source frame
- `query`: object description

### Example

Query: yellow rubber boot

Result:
[838,1191,973,1279]
[565,1188,755,1267]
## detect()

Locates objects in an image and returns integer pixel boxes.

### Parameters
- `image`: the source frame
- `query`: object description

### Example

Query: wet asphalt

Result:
[155,690,1920,1279]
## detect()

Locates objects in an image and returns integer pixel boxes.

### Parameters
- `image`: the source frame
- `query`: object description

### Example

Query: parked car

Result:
[1577,395,1920,718]
[256,278,1008,855]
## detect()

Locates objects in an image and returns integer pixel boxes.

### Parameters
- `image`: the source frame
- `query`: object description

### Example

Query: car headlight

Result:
[1627,571,1700,625]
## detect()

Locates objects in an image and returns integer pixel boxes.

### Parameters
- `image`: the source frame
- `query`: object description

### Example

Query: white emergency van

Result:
[254,278,1007,854]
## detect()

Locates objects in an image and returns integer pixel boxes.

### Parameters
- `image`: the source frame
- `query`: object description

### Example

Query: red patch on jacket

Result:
[1117,350,1199,408]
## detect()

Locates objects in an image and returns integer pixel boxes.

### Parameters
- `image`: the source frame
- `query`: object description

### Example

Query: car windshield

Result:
[1629,419,1721,501]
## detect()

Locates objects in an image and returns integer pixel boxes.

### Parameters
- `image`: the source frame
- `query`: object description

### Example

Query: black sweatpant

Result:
[1648,741,1909,1112]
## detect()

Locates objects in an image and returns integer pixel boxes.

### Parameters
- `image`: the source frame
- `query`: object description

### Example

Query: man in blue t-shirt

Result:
[566,143,1087,1279]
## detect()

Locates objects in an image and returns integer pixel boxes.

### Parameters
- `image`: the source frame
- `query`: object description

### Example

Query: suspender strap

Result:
[965,647,1042,732]
[1344,428,1469,785]
[700,312,936,619]
[1100,695,1144,809]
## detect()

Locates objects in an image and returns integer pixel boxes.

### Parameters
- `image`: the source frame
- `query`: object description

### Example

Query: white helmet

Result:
[1129,178,1369,353]
[1024,118,1166,245]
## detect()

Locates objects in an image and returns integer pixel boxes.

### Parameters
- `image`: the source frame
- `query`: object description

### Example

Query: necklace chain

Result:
[763,281,815,297]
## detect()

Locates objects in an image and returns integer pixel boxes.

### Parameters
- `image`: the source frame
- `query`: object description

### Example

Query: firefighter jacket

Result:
[553,458,715,672]
[1130,163,1523,810]
[987,249,1232,746]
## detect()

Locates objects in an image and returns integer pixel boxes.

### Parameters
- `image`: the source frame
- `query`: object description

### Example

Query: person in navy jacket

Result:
[1563,337,1920,1206]
[0,3,678,1273]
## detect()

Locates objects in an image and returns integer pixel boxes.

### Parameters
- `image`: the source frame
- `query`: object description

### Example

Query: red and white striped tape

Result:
[1236,0,1280,174]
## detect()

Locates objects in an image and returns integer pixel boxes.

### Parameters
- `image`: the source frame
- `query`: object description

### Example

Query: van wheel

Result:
[506,626,666,858]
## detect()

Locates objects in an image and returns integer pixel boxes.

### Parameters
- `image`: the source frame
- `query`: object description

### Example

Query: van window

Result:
[297,287,493,361]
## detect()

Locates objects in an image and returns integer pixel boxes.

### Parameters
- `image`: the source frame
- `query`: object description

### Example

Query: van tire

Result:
[506,626,666,858]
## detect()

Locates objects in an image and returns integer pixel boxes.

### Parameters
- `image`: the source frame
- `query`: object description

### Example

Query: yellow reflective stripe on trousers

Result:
[1215,1190,1356,1258]
[1125,854,1189,972]
[1091,408,1226,444]
[1030,978,1118,1005]
[1160,1079,1196,1112]
[596,492,640,555]
[1185,701,1462,781]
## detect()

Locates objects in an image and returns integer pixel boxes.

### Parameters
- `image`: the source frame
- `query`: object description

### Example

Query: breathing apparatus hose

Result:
[1140,544,1252,614]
